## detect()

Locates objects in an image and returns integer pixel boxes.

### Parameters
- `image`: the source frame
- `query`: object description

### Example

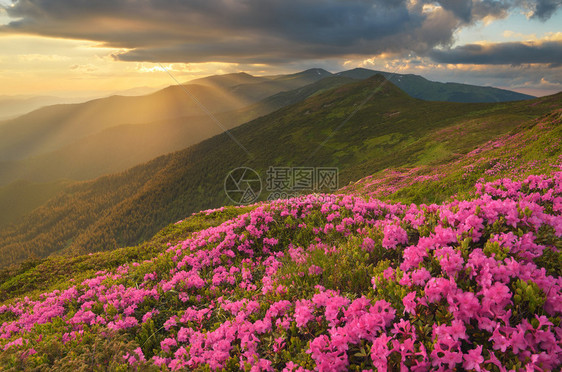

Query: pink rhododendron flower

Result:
[402,291,417,314]
[382,224,408,249]
[463,345,484,371]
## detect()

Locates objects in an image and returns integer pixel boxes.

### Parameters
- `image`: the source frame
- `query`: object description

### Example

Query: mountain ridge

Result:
[337,67,535,102]
[0,69,337,165]
[0,75,353,189]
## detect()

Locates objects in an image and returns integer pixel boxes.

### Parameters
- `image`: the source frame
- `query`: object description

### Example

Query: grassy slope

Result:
[1,108,559,293]
[342,100,562,203]
[1,125,559,301]
[0,77,558,268]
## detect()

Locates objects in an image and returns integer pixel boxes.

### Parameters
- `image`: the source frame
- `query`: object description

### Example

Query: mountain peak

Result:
[272,68,331,79]
[297,68,332,77]
[303,67,331,74]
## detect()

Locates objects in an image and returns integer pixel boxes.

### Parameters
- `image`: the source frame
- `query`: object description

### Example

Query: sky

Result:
[0,0,561,98]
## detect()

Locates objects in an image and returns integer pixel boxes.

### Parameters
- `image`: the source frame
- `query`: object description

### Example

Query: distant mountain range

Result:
[0,72,352,188]
[0,68,534,181]
[0,86,164,121]
[336,68,535,102]
[0,96,86,121]
[0,74,556,267]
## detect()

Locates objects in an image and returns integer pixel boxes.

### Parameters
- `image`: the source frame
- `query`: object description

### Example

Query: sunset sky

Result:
[0,0,561,98]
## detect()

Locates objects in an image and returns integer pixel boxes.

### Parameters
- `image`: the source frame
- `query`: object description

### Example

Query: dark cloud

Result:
[0,0,560,64]
[437,0,474,22]
[531,0,562,20]
[473,0,512,19]
[417,61,562,95]
[429,41,562,65]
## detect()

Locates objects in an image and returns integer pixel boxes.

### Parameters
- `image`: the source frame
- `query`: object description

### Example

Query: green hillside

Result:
[0,179,71,227]
[0,76,557,268]
[3,105,560,298]
[342,99,562,203]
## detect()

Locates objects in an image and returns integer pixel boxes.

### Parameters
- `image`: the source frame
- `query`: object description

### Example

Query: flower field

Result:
[1,171,561,371]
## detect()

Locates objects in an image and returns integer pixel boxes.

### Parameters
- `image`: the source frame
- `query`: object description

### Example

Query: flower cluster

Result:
[1,173,561,371]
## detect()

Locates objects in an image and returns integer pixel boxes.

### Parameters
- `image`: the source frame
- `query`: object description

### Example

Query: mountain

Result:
[0,70,334,165]
[253,74,353,109]
[337,67,535,102]
[0,87,167,121]
[208,75,356,133]
[0,84,255,162]
[0,116,218,187]
[224,68,334,102]
[0,76,353,188]
[0,68,533,173]
[266,68,333,83]
[109,85,163,97]
[0,75,557,267]
[186,69,333,103]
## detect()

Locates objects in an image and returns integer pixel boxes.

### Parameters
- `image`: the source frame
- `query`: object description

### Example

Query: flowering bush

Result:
[1,173,561,371]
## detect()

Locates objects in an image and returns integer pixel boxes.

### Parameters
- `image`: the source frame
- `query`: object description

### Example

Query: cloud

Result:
[1,0,559,64]
[502,30,538,40]
[530,0,562,20]
[69,64,98,73]
[472,0,512,20]
[437,0,474,22]
[429,40,562,65]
